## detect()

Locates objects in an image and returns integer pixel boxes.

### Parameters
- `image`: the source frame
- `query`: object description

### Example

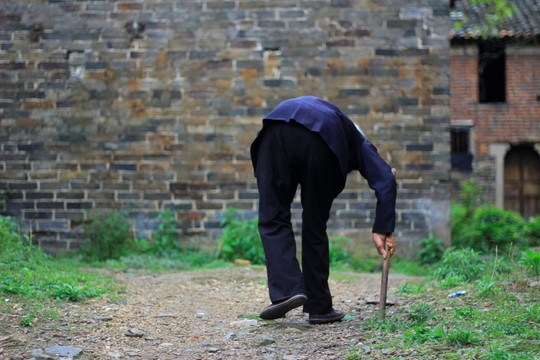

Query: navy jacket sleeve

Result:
[348,127,397,234]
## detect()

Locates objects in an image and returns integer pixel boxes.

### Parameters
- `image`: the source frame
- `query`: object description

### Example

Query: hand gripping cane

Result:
[379,168,396,320]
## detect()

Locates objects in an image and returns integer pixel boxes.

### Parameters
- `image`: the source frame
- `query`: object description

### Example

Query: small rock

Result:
[44,344,83,358]
[283,356,299,360]
[125,329,144,337]
[106,351,122,359]
[159,343,173,347]
[208,347,219,353]
[247,335,275,347]
[93,316,113,321]
[157,313,178,318]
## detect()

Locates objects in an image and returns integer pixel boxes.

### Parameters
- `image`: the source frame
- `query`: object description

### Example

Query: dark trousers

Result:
[253,121,344,315]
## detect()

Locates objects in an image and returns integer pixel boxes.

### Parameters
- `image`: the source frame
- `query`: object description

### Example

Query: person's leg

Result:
[254,122,305,303]
[294,131,343,315]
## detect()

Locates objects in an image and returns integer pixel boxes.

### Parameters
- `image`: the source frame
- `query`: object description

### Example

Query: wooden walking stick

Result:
[379,241,392,320]
[379,168,396,320]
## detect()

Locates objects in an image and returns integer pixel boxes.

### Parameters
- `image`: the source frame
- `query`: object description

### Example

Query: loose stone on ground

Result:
[1,267,419,359]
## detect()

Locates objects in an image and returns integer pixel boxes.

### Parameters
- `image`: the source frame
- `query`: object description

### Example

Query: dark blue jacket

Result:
[251,96,396,234]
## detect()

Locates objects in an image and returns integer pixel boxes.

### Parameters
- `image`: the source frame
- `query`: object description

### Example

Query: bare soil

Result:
[0,267,421,360]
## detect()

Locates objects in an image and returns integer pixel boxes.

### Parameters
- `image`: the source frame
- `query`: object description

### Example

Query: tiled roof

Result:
[450,0,540,39]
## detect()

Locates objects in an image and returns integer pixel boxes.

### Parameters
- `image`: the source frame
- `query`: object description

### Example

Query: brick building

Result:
[0,0,450,256]
[450,0,540,218]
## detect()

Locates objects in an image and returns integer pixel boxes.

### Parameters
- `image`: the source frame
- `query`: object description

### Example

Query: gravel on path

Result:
[1,266,421,360]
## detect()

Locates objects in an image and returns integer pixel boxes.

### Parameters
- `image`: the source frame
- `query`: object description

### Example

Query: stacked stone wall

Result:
[0,0,450,256]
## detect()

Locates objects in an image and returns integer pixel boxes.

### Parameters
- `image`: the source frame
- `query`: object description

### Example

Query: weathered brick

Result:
[0,0,451,256]
[37,201,65,210]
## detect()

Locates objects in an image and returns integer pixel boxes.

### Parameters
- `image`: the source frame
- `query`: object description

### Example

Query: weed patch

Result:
[0,216,124,325]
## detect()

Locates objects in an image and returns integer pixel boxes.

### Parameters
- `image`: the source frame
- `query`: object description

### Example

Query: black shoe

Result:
[259,293,308,320]
[308,309,345,324]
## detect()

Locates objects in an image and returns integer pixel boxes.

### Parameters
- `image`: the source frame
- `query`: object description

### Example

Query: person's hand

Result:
[372,233,396,260]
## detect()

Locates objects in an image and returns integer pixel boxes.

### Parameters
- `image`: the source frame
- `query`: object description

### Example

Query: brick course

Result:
[1,0,450,256]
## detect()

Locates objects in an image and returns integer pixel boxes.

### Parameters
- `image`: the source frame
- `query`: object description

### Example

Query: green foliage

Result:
[417,233,445,265]
[352,255,539,360]
[328,236,352,266]
[50,283,100,302]
[434,248,486,283]
[519,249,540,277]
[216,208,265,264]
[403,325,446,344]
[452,0,518,38]
[20,313,35,327]
[469,206,526,252]
[454,305,476,319]
[458,179,484,215]
[524,215,540,247]
[80,211,133,262]
[399,282,426,295]
[0,216,121,303]
[0,217,45,270]
[452,180,534,254]
[446,328,480,348]
[151,209,182,254]
[107,247,226,272]
[407,302,436,325]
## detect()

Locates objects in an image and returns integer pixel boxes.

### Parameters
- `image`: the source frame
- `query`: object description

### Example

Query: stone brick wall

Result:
[0,0,450,256]
[450,43,540,200]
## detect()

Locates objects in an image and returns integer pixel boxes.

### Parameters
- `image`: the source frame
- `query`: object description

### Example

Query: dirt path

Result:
[1,267,421,360]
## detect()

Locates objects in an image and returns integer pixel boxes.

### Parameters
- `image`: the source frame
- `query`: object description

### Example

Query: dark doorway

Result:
[504,144,540,218]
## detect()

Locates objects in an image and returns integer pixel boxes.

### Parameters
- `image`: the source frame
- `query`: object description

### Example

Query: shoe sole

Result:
[308,312,345,324]
[259,294,308,320]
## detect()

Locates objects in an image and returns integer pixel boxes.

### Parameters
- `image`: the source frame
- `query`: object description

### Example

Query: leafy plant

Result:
[418,233,445,265]
[0,215,122,306]
[80,211,133,262]
[446,328,480,348]
[403,325,446,344]
[50,283,100,302]
[524,215,540,247]
[458,179,484,216]
[407,302,436,325]
[470,206,526,252]
[215,208,264,264]
[434,248,486,282]
[399,282,426,295]
[20,313,35,327]
[519,249,540,277]
[454,305,476,319]
[151,209,182,254]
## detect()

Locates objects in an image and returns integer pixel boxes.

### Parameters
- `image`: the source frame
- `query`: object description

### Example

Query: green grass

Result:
[0,216,124,325]
[349,274,539,359]
[2,214,539,359]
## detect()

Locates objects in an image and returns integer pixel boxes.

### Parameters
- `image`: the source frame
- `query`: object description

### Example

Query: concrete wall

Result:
[0,0,451,256]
